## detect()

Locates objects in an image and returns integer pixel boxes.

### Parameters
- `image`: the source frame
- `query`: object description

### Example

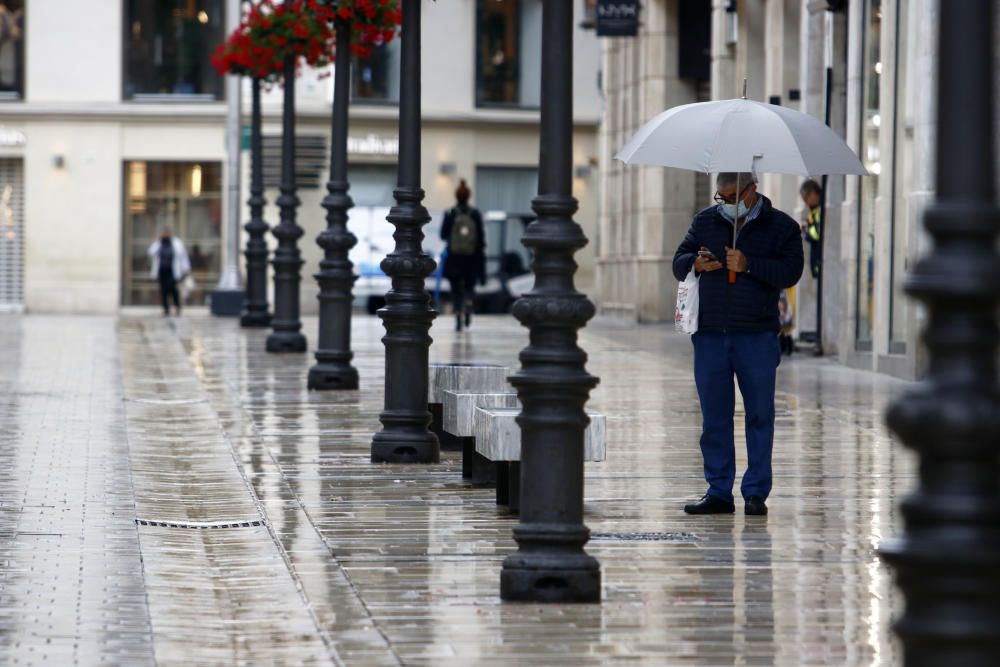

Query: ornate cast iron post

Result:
[500,0,600,603]
[241,77,272,328]
[309,18,359,390]
[880,3,1000,664]
[266,54,308,353]
[371,0,439,463]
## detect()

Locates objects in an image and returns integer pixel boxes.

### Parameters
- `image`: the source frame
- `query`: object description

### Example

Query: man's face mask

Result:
[715,183,755,219]
[721,200,749,219]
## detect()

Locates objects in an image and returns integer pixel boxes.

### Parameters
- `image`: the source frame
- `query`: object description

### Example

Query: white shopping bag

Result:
[674,269,700,334]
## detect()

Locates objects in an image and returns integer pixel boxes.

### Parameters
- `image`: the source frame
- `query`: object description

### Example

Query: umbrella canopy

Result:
[615,98,867,177]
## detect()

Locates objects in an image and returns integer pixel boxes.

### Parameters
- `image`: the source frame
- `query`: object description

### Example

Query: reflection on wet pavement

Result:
[184,313,911,666]
[0,313,912,665]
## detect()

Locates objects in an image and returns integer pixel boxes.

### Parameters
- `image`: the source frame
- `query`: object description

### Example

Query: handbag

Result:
[180,274,196,301]
[674,268,700,334]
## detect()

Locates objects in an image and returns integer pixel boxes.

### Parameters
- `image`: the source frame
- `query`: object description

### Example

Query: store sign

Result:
[596,0,639,37]
[347,134,399,156]
[0,128,26,147]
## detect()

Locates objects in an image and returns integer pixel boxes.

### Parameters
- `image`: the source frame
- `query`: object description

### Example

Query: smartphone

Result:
[698,249,718,261]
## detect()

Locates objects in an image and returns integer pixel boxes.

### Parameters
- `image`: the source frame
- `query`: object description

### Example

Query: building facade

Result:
[597,0,1000,380]
[0,0,601,315]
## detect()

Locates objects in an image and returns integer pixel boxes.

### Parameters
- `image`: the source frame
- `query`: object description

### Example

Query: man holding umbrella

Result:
[615,87,865,515]
[672,172,803,516]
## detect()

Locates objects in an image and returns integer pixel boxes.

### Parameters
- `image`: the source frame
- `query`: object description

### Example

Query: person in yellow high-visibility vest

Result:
[799,180,822,279]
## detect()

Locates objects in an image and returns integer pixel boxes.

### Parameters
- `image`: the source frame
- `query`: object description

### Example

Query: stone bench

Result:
[472,406,607,513]
[442,391,520,482]
[427,364,513,480]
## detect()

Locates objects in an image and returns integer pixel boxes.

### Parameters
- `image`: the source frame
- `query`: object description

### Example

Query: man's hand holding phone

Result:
[694,247,722,273]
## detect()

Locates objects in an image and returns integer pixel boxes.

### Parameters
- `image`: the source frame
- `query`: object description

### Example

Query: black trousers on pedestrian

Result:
[449,275,476,313]
[158,269,180,314]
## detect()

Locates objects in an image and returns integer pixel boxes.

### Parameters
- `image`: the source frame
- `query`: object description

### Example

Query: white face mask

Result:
[720,200,749,219]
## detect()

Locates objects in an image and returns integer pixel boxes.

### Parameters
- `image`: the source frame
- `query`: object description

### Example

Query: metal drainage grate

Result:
[136,519,263,529]
[590,531,700,543]
[125,397,209,406]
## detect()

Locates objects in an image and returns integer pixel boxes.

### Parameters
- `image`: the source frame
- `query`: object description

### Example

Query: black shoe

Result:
[745,496,768,516]
[684,494,735,515]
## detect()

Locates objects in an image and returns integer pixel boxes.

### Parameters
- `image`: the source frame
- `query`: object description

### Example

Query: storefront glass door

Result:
[122,161,222,306]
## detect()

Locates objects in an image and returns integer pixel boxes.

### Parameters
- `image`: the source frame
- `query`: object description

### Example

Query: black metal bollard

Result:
[241,77,272,328]
[266,54,307,353]
[879,3,1000,665]
[500,0,600,603]
[370,0,439,463]
[309,18,359,390]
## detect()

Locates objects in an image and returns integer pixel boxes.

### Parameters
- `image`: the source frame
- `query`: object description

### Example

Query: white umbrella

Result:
[614,97,867,176]
[615,94,866,283]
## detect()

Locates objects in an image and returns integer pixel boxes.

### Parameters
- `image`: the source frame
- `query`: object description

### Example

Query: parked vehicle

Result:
[349,206,444,314]
[350,208,534,315]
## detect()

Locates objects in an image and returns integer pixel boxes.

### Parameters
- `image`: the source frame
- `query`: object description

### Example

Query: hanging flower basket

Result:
[212,0,402,80]
[212,0,336,81]
[316,0,402,58]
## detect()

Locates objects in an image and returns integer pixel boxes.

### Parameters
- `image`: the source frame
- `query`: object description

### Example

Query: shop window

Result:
[475,0,541,108]
[124,0,224,100]
[352,41,400,103]
[0,1,23,99]
[474,166,538,277]
[856,0,880,348]
[122,161,222,306]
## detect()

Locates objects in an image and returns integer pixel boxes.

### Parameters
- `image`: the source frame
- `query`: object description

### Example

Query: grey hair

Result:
[716,172,757,188]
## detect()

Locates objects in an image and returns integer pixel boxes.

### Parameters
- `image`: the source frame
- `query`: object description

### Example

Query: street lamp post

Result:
[370,0,439,463]
[309,18,359,390]
[500,0,600,603]
[241,76,272,328]
[880,3,1000,665]
[266,54,308,353]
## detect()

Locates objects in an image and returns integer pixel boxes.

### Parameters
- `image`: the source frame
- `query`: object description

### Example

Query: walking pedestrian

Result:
[440,179,486,332]
[673,172,804,516]
[799,179,822,279]
[148,229,191,316]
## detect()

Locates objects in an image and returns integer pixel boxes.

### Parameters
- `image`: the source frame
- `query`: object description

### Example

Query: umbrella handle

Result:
[728,270,736,284]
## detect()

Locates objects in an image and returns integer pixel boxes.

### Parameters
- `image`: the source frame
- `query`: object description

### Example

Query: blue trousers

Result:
[692,331,780,503]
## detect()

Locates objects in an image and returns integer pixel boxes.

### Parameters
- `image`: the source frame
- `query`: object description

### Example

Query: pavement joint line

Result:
[125,397,210,406]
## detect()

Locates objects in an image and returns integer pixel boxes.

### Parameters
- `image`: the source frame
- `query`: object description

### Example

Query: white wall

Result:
[420,0,603,122]
[26,0,121,103]
[24,123,122,312]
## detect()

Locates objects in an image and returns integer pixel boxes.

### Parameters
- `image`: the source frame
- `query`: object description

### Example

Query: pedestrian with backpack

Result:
[440,179,486,331]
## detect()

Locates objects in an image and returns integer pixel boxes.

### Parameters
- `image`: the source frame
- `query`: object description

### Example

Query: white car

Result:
[350,208,534,314]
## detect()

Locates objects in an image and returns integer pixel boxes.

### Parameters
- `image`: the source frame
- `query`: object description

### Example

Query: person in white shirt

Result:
[148,229,191,316]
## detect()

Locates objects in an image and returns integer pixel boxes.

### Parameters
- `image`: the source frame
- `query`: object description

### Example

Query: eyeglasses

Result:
[713,183,754,205]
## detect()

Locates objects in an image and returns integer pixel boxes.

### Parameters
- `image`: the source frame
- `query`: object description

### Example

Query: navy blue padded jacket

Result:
[672,196,804,333]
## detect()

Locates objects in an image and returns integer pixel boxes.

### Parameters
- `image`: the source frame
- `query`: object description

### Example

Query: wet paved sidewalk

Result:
[0,312,913,665]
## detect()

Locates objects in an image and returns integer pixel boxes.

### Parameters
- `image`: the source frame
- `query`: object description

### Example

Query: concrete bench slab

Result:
[472,407,607,462]
[427,363,513,456]
[428,363,511,404]
[442,391,520,438]
[472,406,607,513]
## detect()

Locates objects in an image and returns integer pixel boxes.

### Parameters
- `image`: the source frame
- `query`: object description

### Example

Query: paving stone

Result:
[0,311,913,665]
[173,313,912,666]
